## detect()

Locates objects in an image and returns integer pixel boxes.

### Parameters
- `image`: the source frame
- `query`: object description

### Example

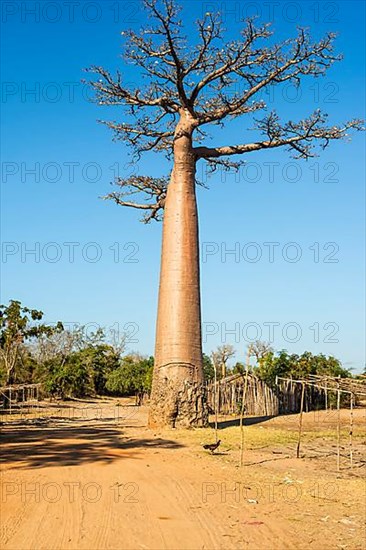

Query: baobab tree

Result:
[212,345,236,379]
[248,341,274,363]
[86,0,363,428]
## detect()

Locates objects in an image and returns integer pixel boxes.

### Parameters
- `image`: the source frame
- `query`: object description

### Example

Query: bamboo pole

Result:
[213,362,218,443]
[296,382,305,458]
[37,385,40,419]
[336,386,341,473]
[349,393,354,470]
[276,377,361,397]
[239,354,250,467]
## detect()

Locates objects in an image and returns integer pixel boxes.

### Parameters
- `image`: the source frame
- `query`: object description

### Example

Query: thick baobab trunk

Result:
[149,111,208,428]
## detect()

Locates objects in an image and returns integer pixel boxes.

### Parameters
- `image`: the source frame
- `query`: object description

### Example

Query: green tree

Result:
[42,355,93,399]
[233,362,246,375]
[0,300,63,385]
[77,345,120,395]
[256,350,292,386]
[256,350,350,387]
[106,355,154,397]
[38,343,121,398]
[312,354,349,377]
[203,353,215,382]
[32,324,126,398]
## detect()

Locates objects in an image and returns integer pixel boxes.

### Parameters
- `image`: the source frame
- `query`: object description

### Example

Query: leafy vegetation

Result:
[0,300,152,400]
[254,350,350,387]
[208,342,350,386]
[203,353,215,382]
[0,301,356,403]
[106,355,154,396]
[0,300,63,385]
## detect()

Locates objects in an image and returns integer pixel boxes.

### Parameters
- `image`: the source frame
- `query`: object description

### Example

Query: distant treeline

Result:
[0,300,153,399]
[0,300,361,401]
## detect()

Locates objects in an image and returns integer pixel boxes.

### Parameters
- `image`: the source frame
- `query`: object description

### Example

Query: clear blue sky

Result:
[1,0,365,372]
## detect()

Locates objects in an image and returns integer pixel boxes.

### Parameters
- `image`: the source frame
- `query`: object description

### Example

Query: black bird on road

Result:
[203,440,221,454]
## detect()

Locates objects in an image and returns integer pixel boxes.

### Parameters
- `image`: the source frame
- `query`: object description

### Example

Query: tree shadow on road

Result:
[1,420,184,470]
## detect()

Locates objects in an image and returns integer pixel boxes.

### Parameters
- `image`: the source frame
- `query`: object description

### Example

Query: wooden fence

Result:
[0,383,41,417]
[207,374,279,417]
[276,378,326,413]
[206,373,366,417]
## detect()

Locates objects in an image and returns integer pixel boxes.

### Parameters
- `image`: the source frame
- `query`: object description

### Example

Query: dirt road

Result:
[1,400,365,549]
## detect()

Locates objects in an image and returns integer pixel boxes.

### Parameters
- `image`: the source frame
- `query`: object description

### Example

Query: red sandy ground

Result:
[1,399,365,549]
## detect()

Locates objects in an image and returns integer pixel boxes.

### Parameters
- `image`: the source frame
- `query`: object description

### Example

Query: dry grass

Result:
[165,415,365,450]
[153,409,366,476]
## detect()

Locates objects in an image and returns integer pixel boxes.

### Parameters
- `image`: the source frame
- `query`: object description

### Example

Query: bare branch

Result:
[189,20,272,106]
[85,66,179,110]
[194,27,342,125]
[144,0,190,107]
[195,112,365,160]
[85,1,364,188]
[104,176,168,223]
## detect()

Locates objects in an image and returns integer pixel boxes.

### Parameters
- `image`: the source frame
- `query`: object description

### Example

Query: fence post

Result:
[349,393,354,470]
[213,362,218,443]
[336,385,341,473]
[296,382,306,458]
[240,363,250,468]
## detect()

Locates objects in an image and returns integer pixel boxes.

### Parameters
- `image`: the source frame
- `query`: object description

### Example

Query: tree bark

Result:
[149,110,208,428]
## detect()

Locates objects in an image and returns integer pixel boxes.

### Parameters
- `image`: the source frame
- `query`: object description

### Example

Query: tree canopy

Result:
[85,0,363,222]
[254,349,350,387]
